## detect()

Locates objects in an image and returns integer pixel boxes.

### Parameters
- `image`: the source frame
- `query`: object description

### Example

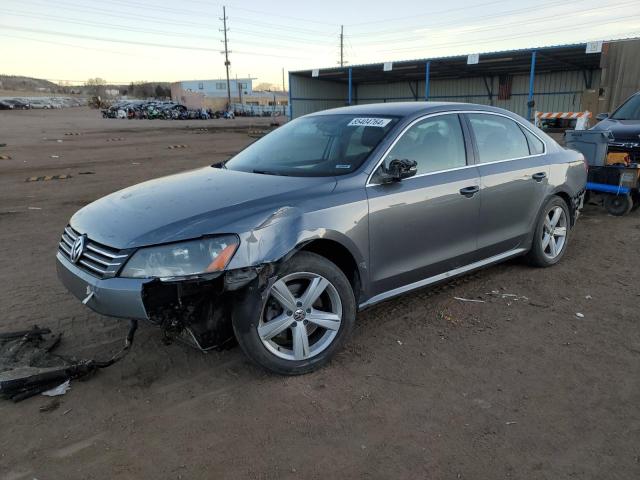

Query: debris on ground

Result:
[0,154,12,160]
[39,398,61,412]
[26,175,72,182]
[0,321,137,402]
[42,379,71,397]
[248,130,269,138]
[486,291,529,302]
[576,312,585,318]
[454,297,485,303]
[78,171,95,175]
[168,144,188,149]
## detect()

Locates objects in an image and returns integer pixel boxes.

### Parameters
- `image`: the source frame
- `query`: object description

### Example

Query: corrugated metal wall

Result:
[598,38,640,113]
[291,69,601,120]
[290,75,348,118]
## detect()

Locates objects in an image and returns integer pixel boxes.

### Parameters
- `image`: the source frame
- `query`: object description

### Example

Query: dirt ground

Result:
[0,108,639,480]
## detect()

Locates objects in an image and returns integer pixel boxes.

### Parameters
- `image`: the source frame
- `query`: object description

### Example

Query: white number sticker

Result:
[348,117,392,127]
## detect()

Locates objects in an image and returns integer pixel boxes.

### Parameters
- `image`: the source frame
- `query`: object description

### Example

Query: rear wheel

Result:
[526,196,570,267]
[232,251,356,375]
[604,193,633,216]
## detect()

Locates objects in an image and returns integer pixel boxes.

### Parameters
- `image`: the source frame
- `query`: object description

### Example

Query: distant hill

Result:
[0,75,63,93]
[0,75,173,98]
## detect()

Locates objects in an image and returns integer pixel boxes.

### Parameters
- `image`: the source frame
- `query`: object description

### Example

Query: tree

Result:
[255,82,276,91]
[86,77,107,97]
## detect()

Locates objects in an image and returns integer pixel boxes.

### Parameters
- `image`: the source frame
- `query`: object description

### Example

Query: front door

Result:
[366,113,481,298]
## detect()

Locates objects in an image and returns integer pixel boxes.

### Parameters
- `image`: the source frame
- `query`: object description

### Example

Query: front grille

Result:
[58,226,129,278]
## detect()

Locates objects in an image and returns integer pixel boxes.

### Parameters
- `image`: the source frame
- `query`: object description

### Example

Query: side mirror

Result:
[595,112,609,121]
[379,158,418,183]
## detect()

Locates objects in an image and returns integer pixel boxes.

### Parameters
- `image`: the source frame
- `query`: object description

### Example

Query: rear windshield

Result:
[611,94,640,120]
[225,114,398,177]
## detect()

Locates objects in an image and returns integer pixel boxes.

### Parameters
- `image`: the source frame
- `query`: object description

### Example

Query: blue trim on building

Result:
[424,61,431,101]
[527,50,537,120]
[288,72,292,120]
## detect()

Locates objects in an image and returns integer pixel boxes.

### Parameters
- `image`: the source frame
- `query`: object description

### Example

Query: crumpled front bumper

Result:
[56,252,150,320]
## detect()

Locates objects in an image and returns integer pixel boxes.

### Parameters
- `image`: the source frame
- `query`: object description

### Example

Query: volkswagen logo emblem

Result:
[70,235,86,263]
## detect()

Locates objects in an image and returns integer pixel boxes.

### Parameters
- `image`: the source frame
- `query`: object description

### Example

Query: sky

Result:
[2,0,640,87]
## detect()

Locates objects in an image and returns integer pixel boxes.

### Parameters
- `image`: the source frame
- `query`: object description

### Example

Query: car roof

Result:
[306,101,511,118]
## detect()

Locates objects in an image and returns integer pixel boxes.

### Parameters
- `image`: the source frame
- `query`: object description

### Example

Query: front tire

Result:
[232,251,356,375]
[526,196,571,267]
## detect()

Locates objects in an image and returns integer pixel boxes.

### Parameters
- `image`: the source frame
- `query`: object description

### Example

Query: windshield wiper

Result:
[252,169,288,176]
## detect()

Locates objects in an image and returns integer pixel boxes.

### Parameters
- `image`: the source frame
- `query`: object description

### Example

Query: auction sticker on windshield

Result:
[348,118,392,127]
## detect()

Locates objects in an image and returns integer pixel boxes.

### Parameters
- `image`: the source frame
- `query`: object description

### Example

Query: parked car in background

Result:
[28,99,52,109]
[0,100,14,110]
[592,91,640,163]
[3,98,30,109]
[56,102,587,375]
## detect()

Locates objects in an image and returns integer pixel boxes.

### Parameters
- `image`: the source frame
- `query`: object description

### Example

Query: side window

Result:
[467,113,530,162]
[382,114,467,175]
[520,126,545,155]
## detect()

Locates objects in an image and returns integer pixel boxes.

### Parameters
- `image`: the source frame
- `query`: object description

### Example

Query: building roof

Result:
[291,41,612,84]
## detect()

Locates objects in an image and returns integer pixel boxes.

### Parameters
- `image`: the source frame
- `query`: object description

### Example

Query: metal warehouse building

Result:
[289,38,640,121]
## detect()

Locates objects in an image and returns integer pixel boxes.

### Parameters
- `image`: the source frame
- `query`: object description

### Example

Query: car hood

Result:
[71,167,335,249]
[592,118,640,142]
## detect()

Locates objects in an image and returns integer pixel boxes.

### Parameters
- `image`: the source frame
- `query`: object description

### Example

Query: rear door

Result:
[366,113,482,298]
[464,112,550,258]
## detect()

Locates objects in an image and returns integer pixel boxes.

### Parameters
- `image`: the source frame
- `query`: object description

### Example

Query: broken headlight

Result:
[119,235,239,279]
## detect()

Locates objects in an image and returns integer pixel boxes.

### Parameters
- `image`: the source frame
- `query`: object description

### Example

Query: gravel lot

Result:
[0,108,639,480]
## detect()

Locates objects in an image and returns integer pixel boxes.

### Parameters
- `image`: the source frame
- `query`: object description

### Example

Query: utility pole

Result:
[220,6,231,109]
[339,25,344,67]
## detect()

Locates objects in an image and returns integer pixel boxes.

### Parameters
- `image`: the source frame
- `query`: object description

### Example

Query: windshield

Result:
[225,114,398,176]
[611,94,640,120]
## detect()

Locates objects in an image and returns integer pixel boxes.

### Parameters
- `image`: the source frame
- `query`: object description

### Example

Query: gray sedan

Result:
[57,102,587,374]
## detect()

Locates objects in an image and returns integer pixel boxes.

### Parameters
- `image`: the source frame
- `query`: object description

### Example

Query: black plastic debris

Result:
[0,321,137,402]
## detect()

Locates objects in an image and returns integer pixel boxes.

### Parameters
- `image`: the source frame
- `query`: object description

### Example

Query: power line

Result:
[0,32,162,60]
[346,0,506,27]
[184,0,338,26]
[375,16,640,55]
[0,24,311,60]
[3,10,218,41]
[349,0,638,46]
[348,0,577,38]
[2,10,329,51]
[19,0,213,29]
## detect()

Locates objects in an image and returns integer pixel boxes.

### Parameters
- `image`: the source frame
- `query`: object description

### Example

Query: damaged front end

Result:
[142,265,275,351]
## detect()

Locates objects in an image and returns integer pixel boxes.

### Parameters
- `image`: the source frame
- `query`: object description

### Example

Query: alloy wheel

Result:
[541,206,567,260]
[258,272,342,361]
